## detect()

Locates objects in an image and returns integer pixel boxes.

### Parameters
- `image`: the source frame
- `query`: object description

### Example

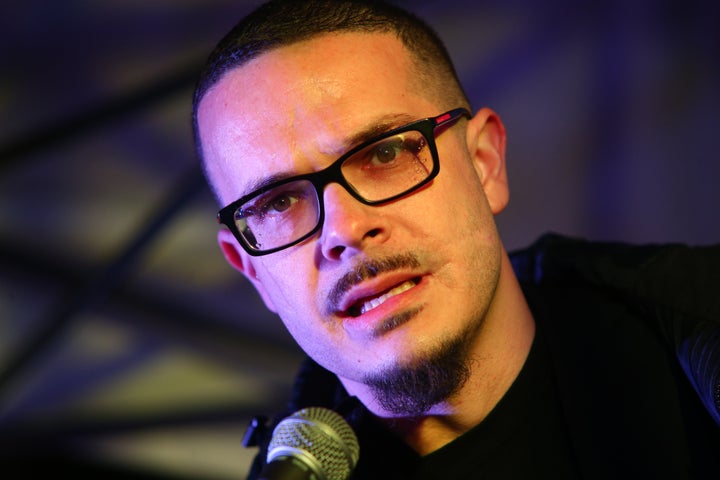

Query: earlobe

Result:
[217,229,278,313]
[465,107,510,215]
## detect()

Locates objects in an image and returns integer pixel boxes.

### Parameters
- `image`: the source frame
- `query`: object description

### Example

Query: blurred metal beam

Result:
[0,64,201,172]
[0,167,206,403]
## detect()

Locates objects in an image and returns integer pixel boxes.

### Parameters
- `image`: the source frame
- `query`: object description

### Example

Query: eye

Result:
[256,192,302,218]
[267,193,297,213]
[370,139,403,165]
[241,190,302,221]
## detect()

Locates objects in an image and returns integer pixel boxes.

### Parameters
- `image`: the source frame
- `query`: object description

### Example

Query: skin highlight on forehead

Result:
[198,32,444,206]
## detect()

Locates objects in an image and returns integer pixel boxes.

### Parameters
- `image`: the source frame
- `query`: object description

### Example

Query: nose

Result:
[318,183,389,261]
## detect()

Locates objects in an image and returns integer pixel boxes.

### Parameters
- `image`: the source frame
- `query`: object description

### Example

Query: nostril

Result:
[328,245,346,259]
[366,228,382,238]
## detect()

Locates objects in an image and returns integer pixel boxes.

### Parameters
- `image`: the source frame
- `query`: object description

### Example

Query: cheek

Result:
[421,158,492,235]
[255,260,344,368]
[256,256,318,317]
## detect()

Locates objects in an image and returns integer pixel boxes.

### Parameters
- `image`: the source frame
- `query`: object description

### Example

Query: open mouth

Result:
[344,277,420,317]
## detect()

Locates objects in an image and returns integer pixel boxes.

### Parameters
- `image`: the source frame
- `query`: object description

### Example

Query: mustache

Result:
[326,253,421,314]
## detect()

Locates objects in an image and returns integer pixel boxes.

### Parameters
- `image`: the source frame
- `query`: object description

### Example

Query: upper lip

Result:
[334,271,420,317]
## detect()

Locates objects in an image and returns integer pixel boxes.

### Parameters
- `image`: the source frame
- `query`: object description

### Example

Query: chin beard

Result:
[363,332,472,416]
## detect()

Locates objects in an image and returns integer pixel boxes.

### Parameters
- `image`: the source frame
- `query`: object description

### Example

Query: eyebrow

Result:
[240,112,418,197]
[346,113,415,148]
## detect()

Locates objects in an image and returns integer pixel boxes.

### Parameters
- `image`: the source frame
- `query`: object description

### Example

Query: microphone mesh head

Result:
[268,407,360,480]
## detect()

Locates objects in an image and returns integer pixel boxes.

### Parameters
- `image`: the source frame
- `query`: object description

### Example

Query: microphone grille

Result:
[268,407,360,480]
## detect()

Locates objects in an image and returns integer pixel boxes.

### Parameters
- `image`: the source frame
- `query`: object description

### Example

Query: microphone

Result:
[258,407,360,480]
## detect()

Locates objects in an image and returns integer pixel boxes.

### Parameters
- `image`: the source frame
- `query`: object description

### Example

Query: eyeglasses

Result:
[217,107,471,256]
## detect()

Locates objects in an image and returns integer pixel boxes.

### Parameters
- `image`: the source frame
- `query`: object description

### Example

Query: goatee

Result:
[364,333,471,416]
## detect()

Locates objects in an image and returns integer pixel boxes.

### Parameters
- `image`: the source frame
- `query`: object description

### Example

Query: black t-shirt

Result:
[415,327,580,479]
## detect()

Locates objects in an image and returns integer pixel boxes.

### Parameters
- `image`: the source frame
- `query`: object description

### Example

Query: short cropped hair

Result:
[192,0,469,184]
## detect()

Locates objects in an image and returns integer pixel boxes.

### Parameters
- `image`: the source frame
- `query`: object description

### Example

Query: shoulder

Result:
[511,233,720,427]
[510,232,720,318]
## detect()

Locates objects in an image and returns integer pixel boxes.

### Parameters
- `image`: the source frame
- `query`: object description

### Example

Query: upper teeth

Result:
[360,280,416,315]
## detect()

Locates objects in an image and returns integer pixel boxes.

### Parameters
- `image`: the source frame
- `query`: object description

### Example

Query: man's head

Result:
[193,0,513,416]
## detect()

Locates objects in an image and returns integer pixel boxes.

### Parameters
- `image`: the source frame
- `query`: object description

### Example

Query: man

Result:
[192,1,720,478]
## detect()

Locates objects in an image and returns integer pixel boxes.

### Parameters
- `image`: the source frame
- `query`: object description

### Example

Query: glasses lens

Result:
[234,179,320,252]
[341,130,434,201]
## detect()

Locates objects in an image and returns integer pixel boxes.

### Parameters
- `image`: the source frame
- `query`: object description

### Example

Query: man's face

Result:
[197,32,509,395]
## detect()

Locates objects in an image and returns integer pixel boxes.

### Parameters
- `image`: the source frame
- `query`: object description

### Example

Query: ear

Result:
[217,228,278,313]
[465,107,510,215]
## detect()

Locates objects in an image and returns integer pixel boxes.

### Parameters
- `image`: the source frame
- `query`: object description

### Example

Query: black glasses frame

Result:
[218,107,471,256]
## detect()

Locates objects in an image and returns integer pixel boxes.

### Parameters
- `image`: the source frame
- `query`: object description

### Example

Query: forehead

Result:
[197,31,438,204]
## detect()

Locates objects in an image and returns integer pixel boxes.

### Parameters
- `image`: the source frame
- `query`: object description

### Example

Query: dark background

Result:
[1,0,718,478]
